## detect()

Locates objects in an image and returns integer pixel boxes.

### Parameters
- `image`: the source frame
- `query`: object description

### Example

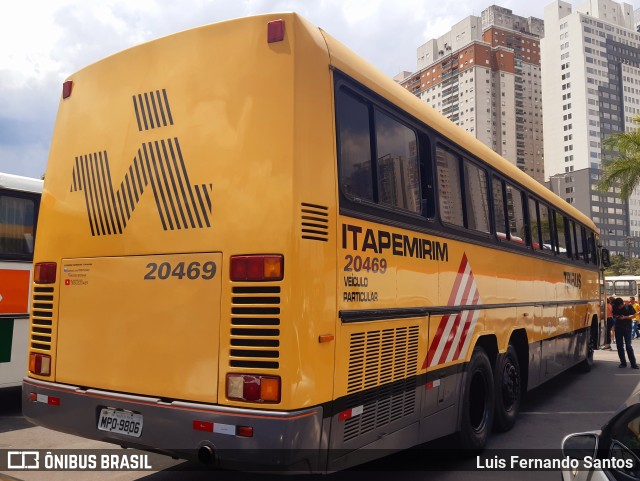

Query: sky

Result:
[0,0,607,178]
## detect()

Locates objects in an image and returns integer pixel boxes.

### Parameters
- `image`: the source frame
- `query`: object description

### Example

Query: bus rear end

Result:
[23,13,338,471]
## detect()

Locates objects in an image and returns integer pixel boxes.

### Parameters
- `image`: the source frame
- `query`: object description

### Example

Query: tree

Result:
[604,255,640,276]
[597,115,640,199]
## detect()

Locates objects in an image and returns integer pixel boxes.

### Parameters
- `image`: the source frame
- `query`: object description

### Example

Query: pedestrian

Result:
[631,296,640,339]
[601,297,614,350]
[612,297,639,369]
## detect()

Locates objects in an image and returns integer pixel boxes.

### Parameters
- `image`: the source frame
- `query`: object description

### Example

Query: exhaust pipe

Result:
[197,444,216,465]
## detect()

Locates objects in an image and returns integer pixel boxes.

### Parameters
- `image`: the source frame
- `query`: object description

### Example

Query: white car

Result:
[562,391,640,480]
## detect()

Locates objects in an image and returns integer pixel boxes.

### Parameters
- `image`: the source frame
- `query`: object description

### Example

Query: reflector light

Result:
[230,255,283,281]
[62,80,73,99]
[193,420,214,432]
[236,426,254,438]
[267,19,285,43]
[226,374,281,403]
[34,262,57,284]
[29,353,51,376]
[339,405,364,422]
[29,392,60,406]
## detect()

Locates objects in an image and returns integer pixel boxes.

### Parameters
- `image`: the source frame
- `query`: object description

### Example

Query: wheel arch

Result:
[507,328,529,395]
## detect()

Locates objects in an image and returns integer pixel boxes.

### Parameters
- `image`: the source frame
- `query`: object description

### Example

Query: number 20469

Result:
[144,261,217,280]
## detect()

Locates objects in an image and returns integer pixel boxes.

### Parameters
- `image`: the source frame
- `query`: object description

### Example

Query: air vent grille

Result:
[30,286,55,351]
[347,325,420,394]
[343,325,420,442]
[301,203,329,242]
[343,377,418,442]
[230,286,281,369]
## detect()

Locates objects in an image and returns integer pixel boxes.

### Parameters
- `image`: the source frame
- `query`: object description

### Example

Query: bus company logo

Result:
[424,254,482,369]
[7,450,39,469]
[69,89,213,236]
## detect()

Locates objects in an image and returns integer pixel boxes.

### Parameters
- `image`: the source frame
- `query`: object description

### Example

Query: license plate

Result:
[98,408,143,437]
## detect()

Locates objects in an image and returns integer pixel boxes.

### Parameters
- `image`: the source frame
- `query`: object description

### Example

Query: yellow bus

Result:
[0,173,42,389]
[23,13,605,471]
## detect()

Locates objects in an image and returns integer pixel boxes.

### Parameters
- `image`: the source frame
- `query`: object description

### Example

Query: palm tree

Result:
[597,115,640,199]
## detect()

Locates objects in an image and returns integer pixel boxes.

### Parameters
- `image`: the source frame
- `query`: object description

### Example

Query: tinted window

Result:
[556,213,569,256]
[589,233,598,264]
[506,183,526,244]
[375,110,420,213]
[0,195,36,257]
[574,223,586,261]
[463,161,490,233]
[529,197,541,249]
[493,178,507,240]
[436,147,463,227]
[337,89,373,201]
[540,204,554,251]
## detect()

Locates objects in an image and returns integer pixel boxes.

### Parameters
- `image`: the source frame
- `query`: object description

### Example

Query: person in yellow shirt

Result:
[630,297,640,339]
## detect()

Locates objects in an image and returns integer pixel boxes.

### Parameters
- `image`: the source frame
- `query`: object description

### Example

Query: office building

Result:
[400,6,545,183]
[542,0,640,255]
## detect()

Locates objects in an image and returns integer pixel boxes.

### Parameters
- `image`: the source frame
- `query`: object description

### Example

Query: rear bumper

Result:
[22,378,324,471]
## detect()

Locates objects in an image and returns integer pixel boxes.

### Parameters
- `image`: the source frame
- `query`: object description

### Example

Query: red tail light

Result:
[230,255,283,281]
[34,262,57,284]
[226,374,281,403]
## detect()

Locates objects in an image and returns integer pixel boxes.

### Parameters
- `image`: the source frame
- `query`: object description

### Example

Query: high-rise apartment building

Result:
[542,0,640,255]
[399,6,545,183]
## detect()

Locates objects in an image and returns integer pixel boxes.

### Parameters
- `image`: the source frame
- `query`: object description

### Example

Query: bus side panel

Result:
[0,317,28,388]
[0,264,33,388]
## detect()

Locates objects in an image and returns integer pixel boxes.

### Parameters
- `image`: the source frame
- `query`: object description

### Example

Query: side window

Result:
[337,88,373,202]
[436,146,463,227]
[540,204,554,251]
[506,183,526,245]
[555,212,569,256]
[0,194,36,257]
[606,281,614,296]
[529,197,541,249]
[589,233,598,264]
[493,178,507,239]
[574,223,586,262]
[374,109,421,213]
[463,161,490,233]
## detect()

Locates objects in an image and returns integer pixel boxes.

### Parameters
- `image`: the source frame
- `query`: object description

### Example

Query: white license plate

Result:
[98,408,143,437]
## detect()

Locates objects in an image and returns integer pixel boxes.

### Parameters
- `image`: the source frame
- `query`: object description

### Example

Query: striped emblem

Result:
[424,254,481,368]
[132,89,174,131]
[70,89,213,236]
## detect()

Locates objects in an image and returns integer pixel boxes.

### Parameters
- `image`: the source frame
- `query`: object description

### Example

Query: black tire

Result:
[576,330,594,373]
[456,346,495,451]
[493,344,521,432]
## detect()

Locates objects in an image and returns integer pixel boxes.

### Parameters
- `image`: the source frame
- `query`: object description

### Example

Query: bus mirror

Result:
[601,248,611,268]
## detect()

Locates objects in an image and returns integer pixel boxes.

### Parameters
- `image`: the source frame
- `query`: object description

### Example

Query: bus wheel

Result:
[576,330,594,373]
[493,344,521,432]
[457,346,494,451]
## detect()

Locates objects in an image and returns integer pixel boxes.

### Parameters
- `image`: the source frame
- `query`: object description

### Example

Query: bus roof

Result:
[605,275,640,281]
[0,173,43,194]
[318,24,597,232]
[56,13,595,234]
